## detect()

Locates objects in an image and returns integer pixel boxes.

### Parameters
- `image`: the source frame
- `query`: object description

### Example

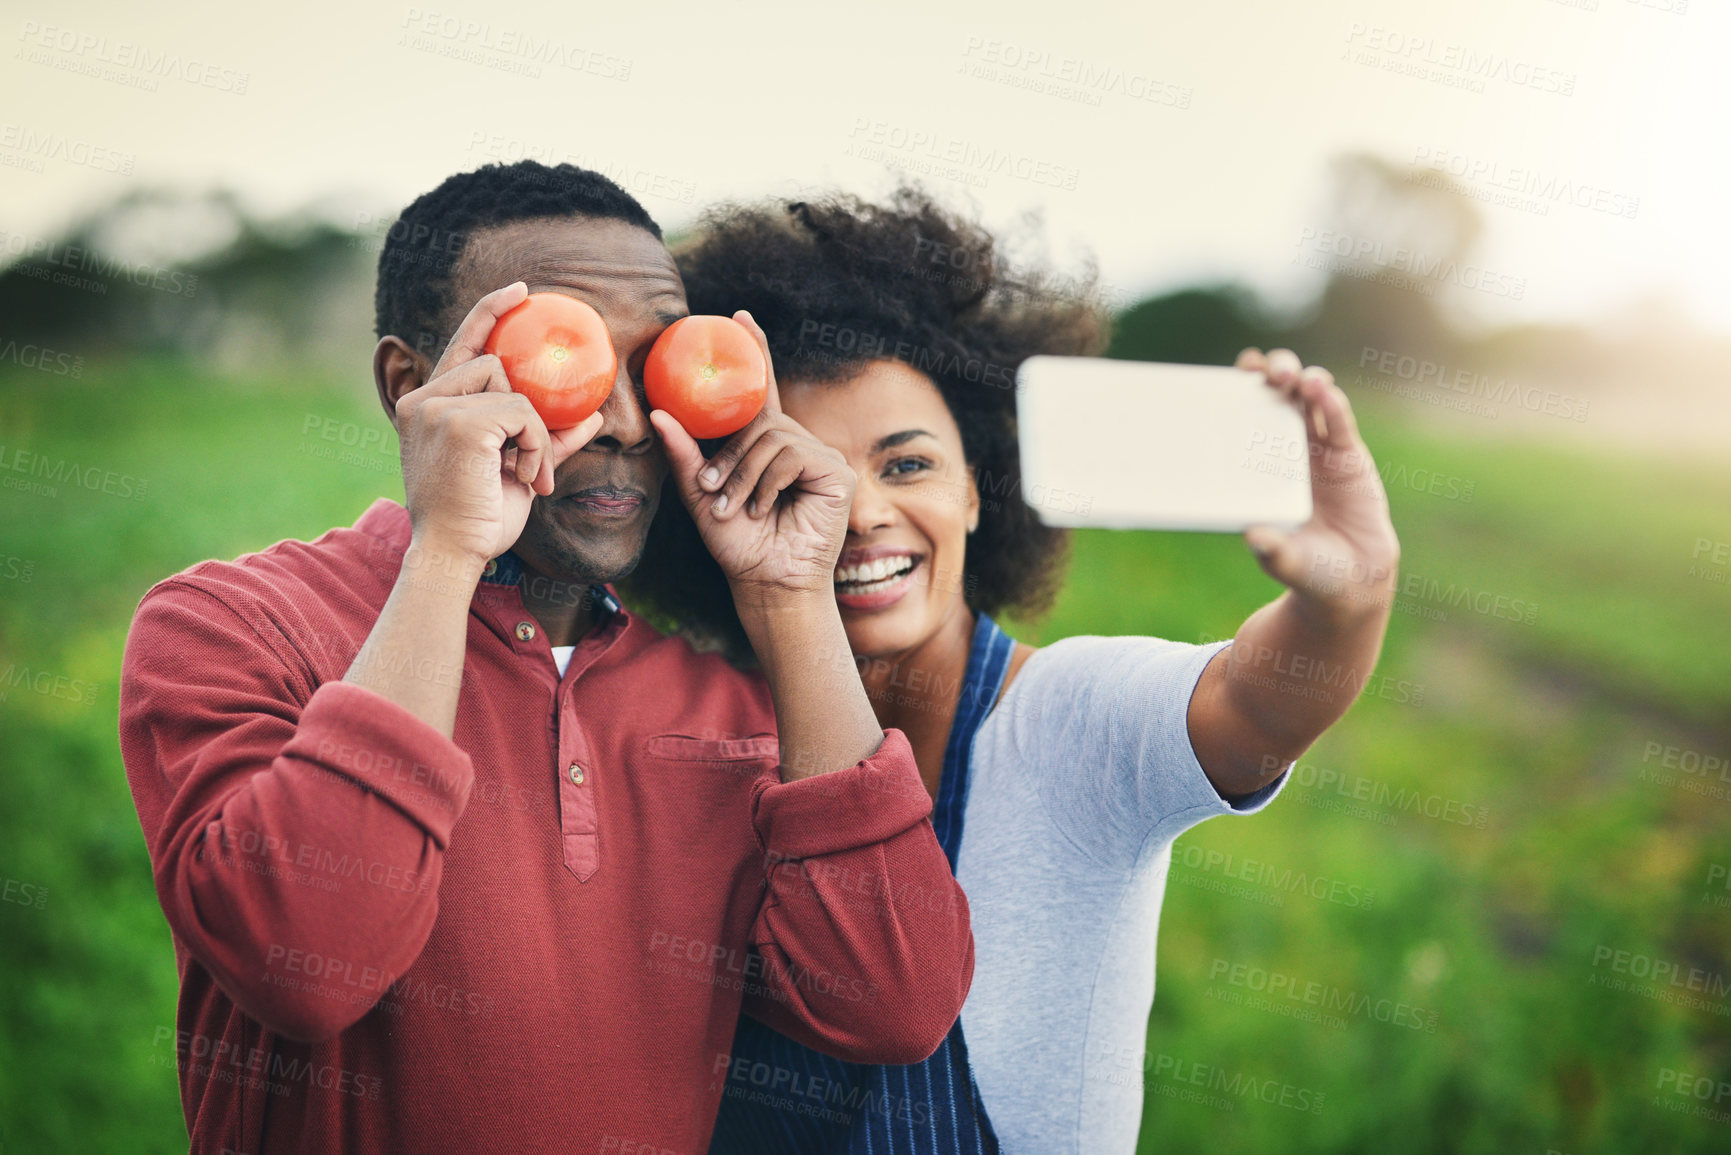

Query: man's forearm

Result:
[122,582,480,1042]
[1199,589,1393,794]
[345,536,483,738]
[736,592,885,782]
[744,726,970,1063]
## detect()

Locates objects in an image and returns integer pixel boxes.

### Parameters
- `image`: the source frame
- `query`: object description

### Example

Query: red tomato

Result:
[643,316,768,439]
[482,293,617,429]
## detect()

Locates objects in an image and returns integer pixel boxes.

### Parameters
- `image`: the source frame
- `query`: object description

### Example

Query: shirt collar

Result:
[480,550,622,618]
[351,502,623,619]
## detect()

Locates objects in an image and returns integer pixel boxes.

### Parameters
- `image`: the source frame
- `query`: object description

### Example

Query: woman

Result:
[625,189,1400,1153]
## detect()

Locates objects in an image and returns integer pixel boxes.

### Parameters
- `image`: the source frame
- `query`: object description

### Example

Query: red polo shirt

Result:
[119,499,972,1155]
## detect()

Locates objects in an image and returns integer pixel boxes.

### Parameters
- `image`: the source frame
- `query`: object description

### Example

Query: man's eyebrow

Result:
[873,429,935,452]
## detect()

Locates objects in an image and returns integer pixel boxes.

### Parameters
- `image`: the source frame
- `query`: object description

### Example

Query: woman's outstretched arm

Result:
[1188,347,1403,799]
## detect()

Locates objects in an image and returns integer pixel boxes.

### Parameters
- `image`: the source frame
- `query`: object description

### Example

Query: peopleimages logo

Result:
[396,8,633,81]
[711,1052,932,1128]
[216,828,431,895]
[1206,958,1440,1032]
[1295,229,1526,299]
[151,1027,383,1099]
[1172,844,1376,909]
[957,35,1193,110]
[845,118,1081,191]
[1409,146,1639,220]
[646,931,879,1005]
[0,122,135,174]
[1094,1042,1328,1114]
[0,228,198,297]
[1356,345,1589,422]
[1589,946,1731,1016]
[0,338,83,377]
[0,663,98,706]
[1342,23,1576,96]
[15,20,252,94]
[1,875,48,909]
[1276,755,1491,829]
[796,321,1019,391]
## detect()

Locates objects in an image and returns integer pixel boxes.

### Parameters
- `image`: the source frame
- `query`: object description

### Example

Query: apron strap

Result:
[711,614,1013,1155]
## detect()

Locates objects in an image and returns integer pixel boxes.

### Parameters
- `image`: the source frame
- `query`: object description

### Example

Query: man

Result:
[118,161,973,1154]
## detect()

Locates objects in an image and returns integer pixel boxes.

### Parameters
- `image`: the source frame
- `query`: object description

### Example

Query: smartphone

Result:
[1014,356,1313,532]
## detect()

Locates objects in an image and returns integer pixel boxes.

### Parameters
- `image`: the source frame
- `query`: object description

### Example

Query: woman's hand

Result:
[1237,347,1401,625]
[649,311,857,616]
[651,311,883,781]
[1186,348,1404,796]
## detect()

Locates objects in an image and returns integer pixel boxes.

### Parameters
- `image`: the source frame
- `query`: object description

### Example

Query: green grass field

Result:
[1,360,1727,1152]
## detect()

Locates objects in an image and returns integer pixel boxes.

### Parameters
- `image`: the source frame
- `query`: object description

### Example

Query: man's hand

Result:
[397,282,604,567]
[348,284,603,736]
[1237,347,1401,625]
[649,311,856,614]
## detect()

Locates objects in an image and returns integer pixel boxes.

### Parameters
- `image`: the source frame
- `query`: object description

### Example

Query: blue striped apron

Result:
[708,613,1013,1155]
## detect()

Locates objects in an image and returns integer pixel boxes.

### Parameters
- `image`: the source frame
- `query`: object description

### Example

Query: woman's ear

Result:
[966,464,981,534]
[373,336,431,428]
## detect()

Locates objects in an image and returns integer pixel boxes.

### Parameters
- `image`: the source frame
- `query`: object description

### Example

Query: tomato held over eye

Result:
[482,293,617,429]
[643,315,768,439]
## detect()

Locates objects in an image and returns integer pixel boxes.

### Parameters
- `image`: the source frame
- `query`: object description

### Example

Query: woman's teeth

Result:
[835,556,916,590]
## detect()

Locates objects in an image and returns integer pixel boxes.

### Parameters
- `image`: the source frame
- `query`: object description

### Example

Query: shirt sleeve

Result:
[118,579,476,1043]
[997,635,1288,870]
[738,727,973,1066]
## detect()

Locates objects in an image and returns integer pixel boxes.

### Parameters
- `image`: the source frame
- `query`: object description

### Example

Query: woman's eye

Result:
[884,457,931,478]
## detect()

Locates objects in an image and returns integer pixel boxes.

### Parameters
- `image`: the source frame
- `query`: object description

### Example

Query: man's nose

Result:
[590,363,654,453]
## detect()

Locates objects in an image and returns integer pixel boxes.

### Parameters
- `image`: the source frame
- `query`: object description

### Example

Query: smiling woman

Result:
[622,187,1099,663]
[627,187,1402,1155]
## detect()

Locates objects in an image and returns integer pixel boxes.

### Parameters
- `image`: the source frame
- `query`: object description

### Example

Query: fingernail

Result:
[712,493,728,514]
[745,498,758,517]
[700,467,720,488]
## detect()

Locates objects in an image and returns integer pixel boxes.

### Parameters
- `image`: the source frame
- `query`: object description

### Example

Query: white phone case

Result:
[1014,356,1313,531]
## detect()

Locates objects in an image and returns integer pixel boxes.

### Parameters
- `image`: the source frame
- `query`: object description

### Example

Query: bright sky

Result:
[4,0,1728,334]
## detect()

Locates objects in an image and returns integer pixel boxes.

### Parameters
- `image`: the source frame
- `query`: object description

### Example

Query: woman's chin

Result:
[840,607,928,663]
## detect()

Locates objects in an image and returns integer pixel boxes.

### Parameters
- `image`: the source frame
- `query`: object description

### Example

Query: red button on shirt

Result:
[119,499,973,1155]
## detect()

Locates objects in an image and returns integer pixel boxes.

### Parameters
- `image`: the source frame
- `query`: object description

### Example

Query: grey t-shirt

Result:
[956,635,1286,1154]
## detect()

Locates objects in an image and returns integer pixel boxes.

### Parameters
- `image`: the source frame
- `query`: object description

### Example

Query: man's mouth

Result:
[561,485,648,518]
[834,549,924,609]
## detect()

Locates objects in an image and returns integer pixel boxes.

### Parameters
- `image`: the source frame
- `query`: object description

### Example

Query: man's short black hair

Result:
[373,160,663,355]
